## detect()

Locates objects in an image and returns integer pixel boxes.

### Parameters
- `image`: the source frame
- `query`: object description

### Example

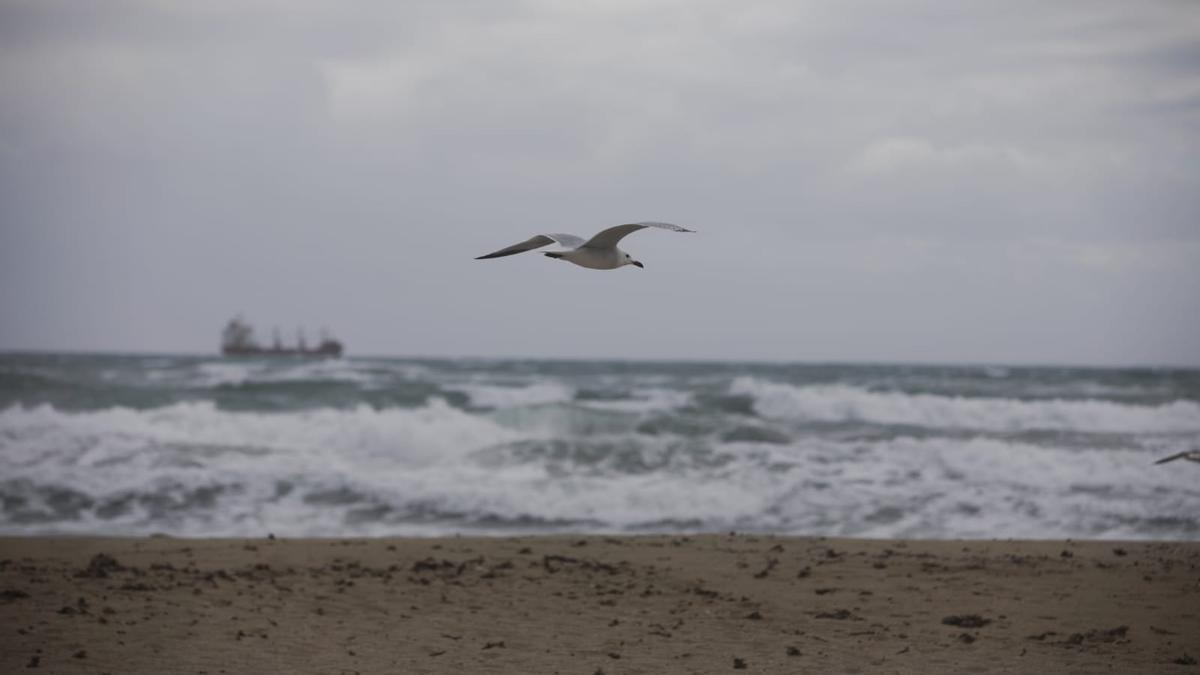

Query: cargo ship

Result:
[221,316,343,357]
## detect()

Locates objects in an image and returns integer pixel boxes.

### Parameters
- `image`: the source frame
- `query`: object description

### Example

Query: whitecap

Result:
[730,377,1200,433]
[452,381,575,408]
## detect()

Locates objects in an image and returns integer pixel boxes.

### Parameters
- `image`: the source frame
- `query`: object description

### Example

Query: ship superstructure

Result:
[221,316,343,357]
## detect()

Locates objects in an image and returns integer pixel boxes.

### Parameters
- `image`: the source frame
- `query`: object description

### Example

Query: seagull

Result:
[475,221,694,270]
[1154,450,1200,465]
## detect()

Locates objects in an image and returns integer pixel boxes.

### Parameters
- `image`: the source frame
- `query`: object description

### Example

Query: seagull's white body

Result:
[475,221,694,270]
[556,246,627,270]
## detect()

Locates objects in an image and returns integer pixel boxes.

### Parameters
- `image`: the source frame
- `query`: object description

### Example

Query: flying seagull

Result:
[1154,450,1200,465]
[475,221,694,270]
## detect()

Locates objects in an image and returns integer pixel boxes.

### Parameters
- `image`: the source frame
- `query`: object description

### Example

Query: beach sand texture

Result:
[1,535,1197,674]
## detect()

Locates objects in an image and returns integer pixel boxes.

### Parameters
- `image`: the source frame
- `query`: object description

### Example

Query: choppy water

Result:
[2,353,1198,539]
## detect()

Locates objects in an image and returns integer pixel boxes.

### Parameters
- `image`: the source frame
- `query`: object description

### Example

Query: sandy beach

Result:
[1,535,1197,674]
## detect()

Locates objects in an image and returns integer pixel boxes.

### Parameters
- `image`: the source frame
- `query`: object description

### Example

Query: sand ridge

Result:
[1,535,1197,673]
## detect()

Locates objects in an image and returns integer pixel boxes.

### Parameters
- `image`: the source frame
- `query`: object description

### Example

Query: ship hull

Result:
[221,346,342,358]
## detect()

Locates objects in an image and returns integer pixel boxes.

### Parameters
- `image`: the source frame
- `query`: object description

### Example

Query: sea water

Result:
[1,353,1197,539]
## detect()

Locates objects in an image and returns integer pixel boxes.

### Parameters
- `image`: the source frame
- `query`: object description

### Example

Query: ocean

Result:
[1,353,1198,540]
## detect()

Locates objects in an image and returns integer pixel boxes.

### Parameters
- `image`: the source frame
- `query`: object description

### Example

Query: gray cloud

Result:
[2,0,1198,364]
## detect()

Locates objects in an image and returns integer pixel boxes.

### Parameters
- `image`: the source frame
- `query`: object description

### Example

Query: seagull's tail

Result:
[544,252,565,260]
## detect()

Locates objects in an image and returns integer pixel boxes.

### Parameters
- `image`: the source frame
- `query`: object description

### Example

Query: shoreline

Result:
[2,535,1198,673]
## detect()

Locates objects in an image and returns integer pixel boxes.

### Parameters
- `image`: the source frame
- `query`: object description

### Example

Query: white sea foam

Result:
[791,435,1198,539]
[193,361,260,386]
[256,359,382,384]
[0,400,535,536]
[6,352,1199,539]
[188,359,383,387]
[576,388,692,413]
[731,377,1200,433]
[0,400,517,478]
[1,389,1198,539]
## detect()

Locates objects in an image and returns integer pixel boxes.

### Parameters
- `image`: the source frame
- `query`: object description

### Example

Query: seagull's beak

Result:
[631,261,644,269]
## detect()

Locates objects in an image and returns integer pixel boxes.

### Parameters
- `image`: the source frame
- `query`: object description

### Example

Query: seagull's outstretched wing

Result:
[475,233,585,259]
[1154,451,1200,465]
[583,222,695,249]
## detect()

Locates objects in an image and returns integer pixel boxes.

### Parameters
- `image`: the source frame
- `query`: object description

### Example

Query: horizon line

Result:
[1,346,1198,372]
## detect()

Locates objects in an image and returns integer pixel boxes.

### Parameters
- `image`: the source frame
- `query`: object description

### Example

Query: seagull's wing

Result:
[547,233,586,249]
[1154,452,1189,464]
[475,233,584,259]
[582,222,695,249]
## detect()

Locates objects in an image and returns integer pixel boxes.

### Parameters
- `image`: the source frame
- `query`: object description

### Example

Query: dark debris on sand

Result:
[815,609,855,620]
[1063,625,1128,645]
[942,614,991,628]
[1,589,30,602]
[76,553,124,579]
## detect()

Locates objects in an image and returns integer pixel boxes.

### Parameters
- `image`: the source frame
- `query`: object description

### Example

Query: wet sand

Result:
[1,535,1197,673]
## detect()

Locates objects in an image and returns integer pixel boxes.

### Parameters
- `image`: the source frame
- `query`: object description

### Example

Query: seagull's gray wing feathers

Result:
[583,222,694,249]
[475,233,584,259]
[547,233,586,249]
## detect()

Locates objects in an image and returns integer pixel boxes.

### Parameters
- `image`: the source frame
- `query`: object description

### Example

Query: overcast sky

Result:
[1,0,1198,365]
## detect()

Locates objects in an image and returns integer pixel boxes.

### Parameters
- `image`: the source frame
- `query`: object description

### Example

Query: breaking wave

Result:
[1,354,1198,539]
[731,377,1200,433]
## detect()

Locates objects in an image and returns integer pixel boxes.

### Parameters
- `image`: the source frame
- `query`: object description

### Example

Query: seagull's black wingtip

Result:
[476,249,525,260]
